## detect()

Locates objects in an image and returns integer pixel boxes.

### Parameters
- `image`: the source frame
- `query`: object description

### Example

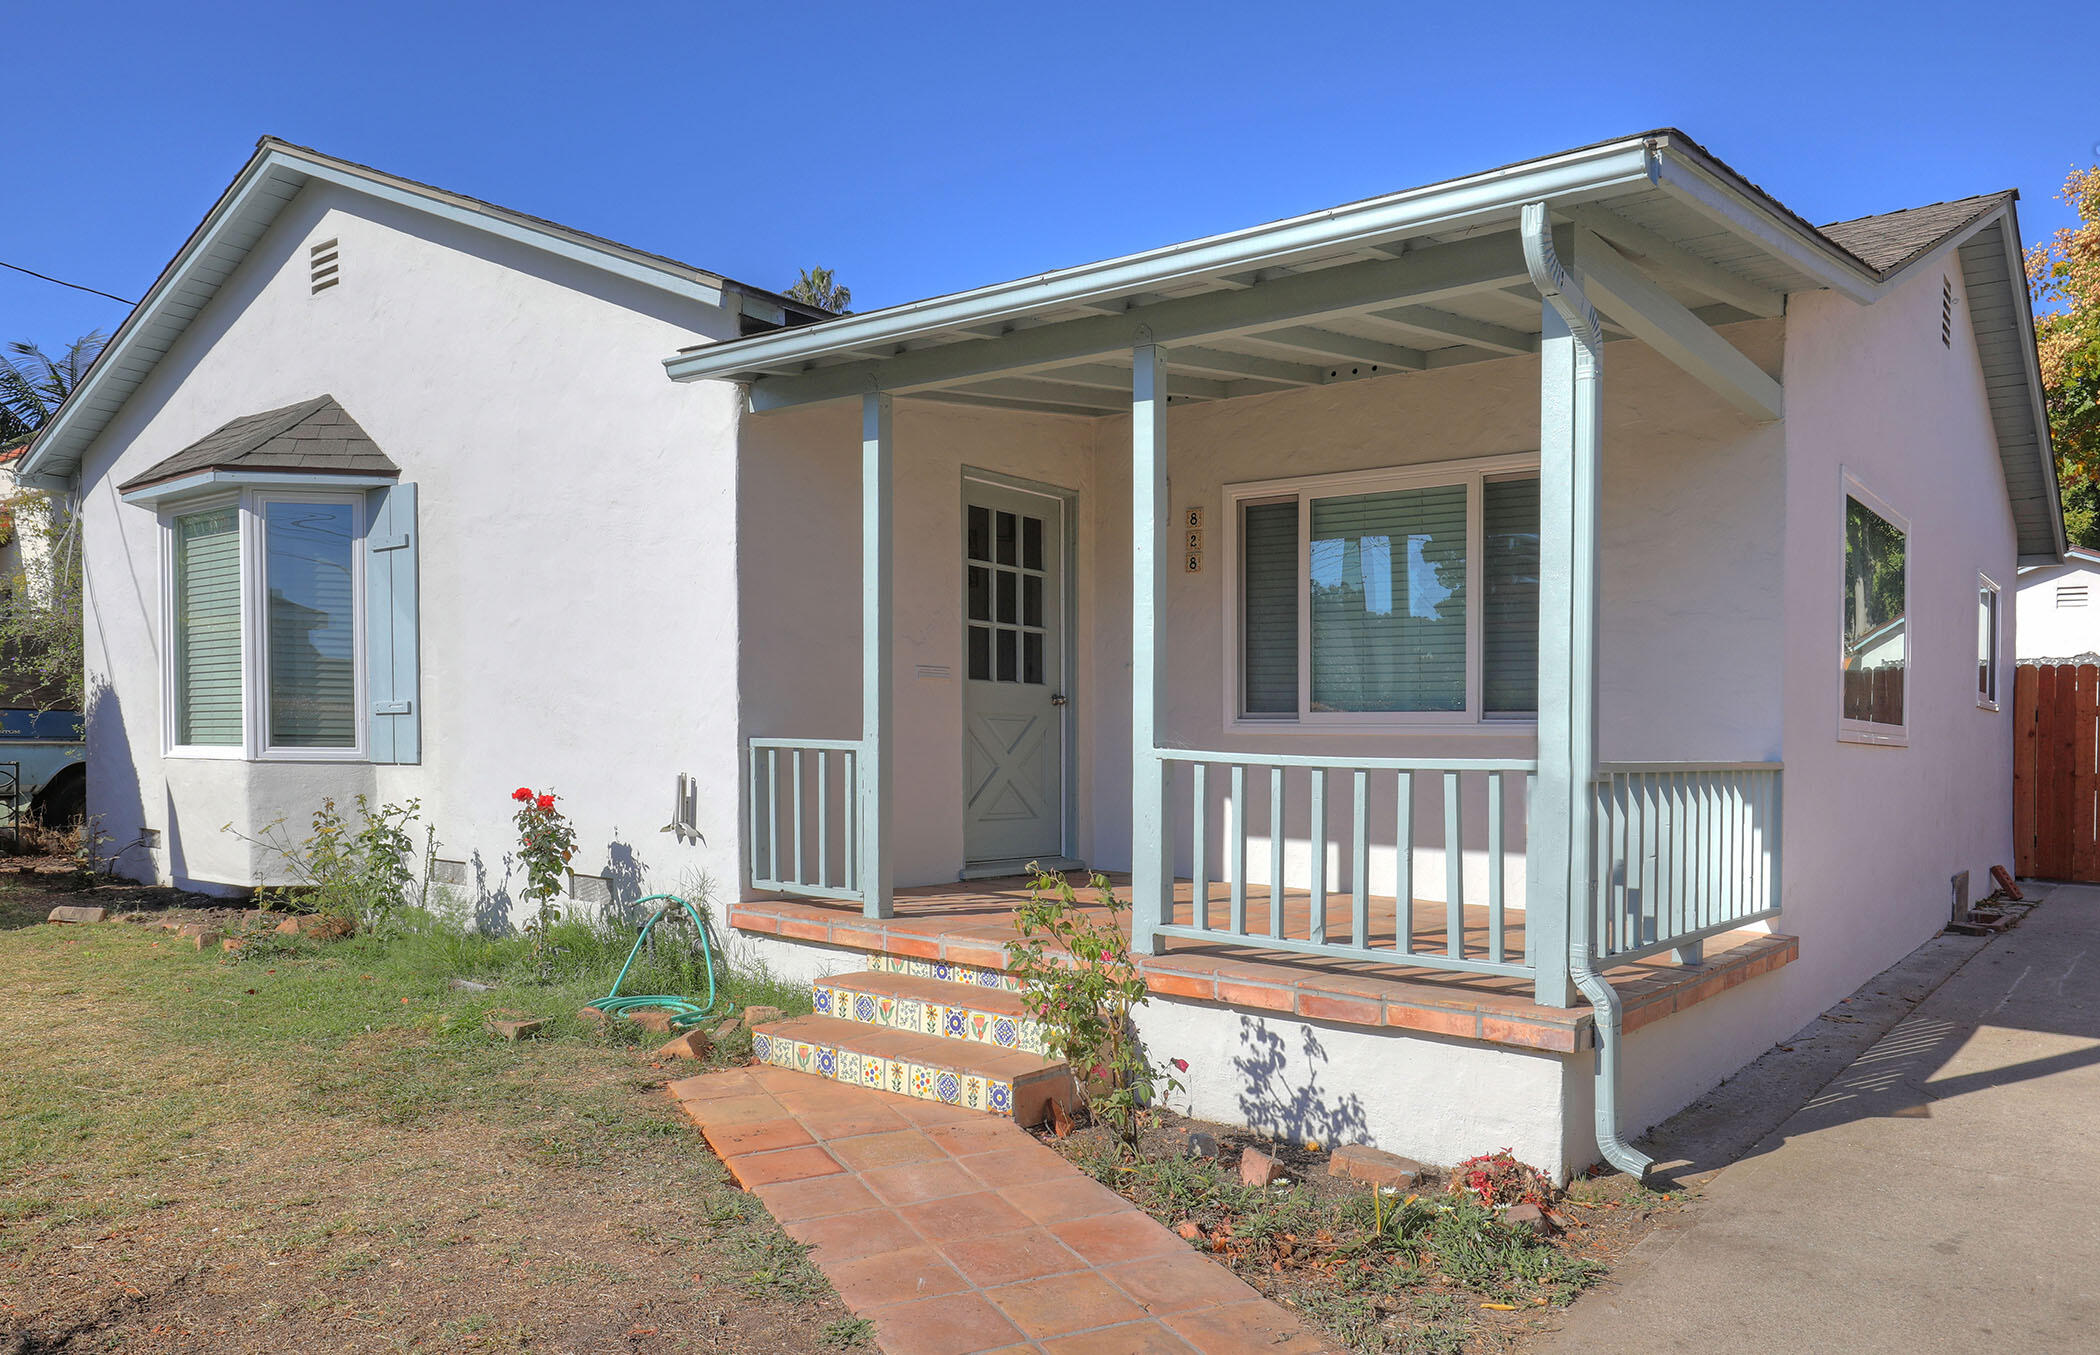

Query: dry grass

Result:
[0,869,855,1354]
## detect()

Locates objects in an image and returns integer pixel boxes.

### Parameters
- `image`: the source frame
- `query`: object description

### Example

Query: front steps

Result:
[752,962,1074,1124]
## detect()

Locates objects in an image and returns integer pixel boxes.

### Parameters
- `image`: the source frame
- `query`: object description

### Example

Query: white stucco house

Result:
[2016,545,2100,661]
[16,131,2060,1178]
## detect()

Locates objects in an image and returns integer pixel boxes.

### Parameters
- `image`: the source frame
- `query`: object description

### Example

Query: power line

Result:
[0,260,135,307]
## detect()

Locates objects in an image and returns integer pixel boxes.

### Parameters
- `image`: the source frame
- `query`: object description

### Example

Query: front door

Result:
[962,478,1066,868]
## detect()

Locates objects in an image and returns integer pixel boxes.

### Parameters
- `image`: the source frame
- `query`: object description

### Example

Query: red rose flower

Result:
[512,787,533,802]
[535,793,556,811]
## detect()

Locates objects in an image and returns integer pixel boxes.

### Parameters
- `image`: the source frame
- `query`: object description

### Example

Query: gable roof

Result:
[18,137,829,489]
[1820,194,2013,273]
[117,394,395,493]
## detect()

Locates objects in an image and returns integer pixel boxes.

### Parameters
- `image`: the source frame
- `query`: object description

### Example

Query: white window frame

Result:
[1220,451,1540,730]
[159,486,369,762]
[1977,572,2001,713]
[1837,468,1911,748]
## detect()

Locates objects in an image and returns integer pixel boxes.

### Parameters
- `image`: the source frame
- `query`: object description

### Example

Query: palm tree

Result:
[0,331,107,444]
[786,267,851,315]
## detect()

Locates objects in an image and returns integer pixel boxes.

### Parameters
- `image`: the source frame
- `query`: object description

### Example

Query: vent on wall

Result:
[309,238,340,294]
[1941,276,1954,348]
[2060,583,2088,609]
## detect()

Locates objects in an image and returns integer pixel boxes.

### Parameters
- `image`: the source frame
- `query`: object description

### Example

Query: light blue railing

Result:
[1153,750,1538,979]
[1591,762,1782,964]
[748,737,863,902]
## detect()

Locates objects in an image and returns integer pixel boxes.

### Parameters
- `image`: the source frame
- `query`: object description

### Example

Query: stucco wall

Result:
[2015,557,2100,659]
[76,181,748,918]
[1761,263,2019,1039]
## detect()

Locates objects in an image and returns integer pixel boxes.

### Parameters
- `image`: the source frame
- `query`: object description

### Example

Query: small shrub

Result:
[227,797,437,931]
[1005,867,1178,1153]
[510,787,578,978]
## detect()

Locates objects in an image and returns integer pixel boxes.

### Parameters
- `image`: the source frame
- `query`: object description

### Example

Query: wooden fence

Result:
[2014,663,2100,881]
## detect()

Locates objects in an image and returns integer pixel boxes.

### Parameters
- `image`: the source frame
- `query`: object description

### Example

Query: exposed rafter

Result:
[1239,326,1428,370]
[1574,230,1783,421]
[1368,304,1538,355]
[1564,205,1785,318]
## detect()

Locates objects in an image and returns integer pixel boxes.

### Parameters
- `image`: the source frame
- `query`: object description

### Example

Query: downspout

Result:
[1521,204,1655,1182]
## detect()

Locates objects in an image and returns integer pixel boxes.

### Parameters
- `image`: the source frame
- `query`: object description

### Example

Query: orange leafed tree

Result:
[2028,166,2100,546]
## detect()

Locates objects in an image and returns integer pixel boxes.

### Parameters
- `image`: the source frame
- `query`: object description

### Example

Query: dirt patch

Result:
[1041,1112,1684,1354]
[0,868,858,1354]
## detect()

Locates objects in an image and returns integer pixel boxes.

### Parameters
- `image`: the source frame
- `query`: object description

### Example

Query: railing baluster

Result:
[766,748,780,887]
[1397,770,1415,955]
[1308,768,1327,947]
[817,750,830,890]
[1270,765,1286,942]
[792,750,806,886]
[1230,764,1247,936]
[1351,769,1369,951]
[1443,771,1463,960]
[748,743,763,888]
[845,749,858,893]
[1487,770,1505,966]
[1192,762,1209,932]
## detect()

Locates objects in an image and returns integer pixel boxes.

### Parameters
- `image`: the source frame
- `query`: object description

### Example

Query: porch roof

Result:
[663,128,2064,563]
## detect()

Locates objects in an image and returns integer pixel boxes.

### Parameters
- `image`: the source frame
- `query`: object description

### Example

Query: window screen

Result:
[1240,500,1299,715]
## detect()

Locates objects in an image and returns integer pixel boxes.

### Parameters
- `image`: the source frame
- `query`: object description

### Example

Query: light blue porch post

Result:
[1527,299,1598,1008]
[1130,342,1171,955]
[861,392,895,919]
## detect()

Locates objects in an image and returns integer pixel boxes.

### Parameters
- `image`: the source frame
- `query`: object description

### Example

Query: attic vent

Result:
[2059,583,2087,609]
[1940,276,1954,348]
[309,238,340,295]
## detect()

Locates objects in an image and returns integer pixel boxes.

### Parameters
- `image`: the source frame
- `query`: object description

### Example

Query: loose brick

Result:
[741,1005,784,1027]
[629,1009,677,1035]
[178,924,223,951]
[578,1005,611,1027]
[1239,1147,1284,1187]
[656,1029,712,1060]
[1991,865,2024,900]
[1502,1202,1559,1237]
[1328,1144,1426,1190]
[486,1010,546,1041]
[46,905,107,925]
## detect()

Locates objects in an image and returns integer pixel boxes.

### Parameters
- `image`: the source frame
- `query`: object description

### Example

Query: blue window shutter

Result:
[365,483,420,763]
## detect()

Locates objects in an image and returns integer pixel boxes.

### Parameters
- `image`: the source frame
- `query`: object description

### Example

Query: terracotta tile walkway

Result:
[671,1066,1336,1355]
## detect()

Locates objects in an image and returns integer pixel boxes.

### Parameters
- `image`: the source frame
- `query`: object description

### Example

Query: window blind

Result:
[173,507,242,746]
[1241,500,1299,715]
[264,501,357,748]
[1309,485,1467,713]
[1483,476,1540,714]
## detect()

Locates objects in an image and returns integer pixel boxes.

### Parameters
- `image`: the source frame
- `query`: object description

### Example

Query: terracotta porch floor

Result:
[671,1066,1335,1355]
[731,877,1799,1053]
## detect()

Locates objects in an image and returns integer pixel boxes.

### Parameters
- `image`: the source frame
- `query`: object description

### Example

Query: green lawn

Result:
[0,871,846,1354]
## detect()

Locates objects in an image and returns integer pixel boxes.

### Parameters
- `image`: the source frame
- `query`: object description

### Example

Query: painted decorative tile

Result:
[813,986,833,1014]
[943,1008,967,1038]
[888,1061,907,1094]
[963,1075,985,1110]
[936,1071,960,1104]
[816,1046,837,1078]
[993,1017,1017,1048]
[862,1057,884,1088]
[752,1032,772,1062]
[989,1081,1012,1114]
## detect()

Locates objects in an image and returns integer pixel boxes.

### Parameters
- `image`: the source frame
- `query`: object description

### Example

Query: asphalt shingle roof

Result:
[1818,193,2014,275]
[117,395,397,491]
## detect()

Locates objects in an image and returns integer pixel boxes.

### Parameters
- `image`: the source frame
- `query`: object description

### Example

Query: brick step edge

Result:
[751,1015,1072,1124]
[816,972,1052,1057]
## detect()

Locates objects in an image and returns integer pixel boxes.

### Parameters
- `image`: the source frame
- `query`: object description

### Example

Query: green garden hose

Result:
[589,893,720,1031]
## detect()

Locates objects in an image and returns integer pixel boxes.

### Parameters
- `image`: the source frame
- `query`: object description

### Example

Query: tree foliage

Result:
[2029,167,2100,547]
[0,332,105,444]
[785,266,851,315]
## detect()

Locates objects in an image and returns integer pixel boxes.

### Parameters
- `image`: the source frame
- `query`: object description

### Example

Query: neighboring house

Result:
[15,130,2059,1179]
[2016,545,2100,660]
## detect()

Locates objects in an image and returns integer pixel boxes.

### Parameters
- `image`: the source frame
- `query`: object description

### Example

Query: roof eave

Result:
[663,136,1670,385]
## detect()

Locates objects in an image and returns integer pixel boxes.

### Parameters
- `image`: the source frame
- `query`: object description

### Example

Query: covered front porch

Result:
[677,133,1844,1172]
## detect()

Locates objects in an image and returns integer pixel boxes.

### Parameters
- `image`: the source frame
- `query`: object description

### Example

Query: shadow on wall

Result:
[468,849,514,936]
[603,835,647,920]
[82,680,151,881]
[1231,1014,1371,1148]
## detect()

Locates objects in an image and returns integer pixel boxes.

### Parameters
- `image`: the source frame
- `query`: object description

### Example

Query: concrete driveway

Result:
[1543,885,2100,1354]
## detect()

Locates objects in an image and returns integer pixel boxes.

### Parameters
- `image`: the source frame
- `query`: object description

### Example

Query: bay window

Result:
[1229,455,1540,725]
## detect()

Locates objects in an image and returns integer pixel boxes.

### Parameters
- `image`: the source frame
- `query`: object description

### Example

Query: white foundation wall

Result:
[76,181,748,920]
[1761,265,2019,1032]
[2015,558,2100,658]
[1084,327,1787,896]
[736,401,1099,891]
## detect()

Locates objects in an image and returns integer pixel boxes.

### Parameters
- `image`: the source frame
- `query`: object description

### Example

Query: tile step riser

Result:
[814,982,1052,1057]
[750,1028,1064,1119]
[866,953,1029,993]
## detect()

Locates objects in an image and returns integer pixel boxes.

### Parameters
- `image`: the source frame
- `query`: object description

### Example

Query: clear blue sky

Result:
[7,1,2097,349]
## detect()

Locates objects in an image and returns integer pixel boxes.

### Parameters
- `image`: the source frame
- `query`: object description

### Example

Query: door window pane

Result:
[1022,516,1044,571]
[1483,476,1540,715]
[996,511,1017,565]
[967,506,991,562]
[996,570,1016,624]
[967,566,991,622]
[1023,632,1044,685]
[968,625,991,680]
[1023,575,1043,628]
[1309,485,1467,712]
[996,628,1017,682]
[173,507,243,746]
[1842,495,1906,727]
[264,500,357,748]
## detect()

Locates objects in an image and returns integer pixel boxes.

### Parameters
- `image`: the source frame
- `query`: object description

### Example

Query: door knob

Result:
[1051,692,1069,707]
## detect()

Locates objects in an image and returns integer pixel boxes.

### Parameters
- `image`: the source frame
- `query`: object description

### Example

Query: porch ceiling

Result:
[665,130,1868,418]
